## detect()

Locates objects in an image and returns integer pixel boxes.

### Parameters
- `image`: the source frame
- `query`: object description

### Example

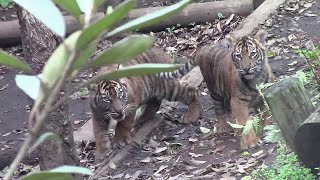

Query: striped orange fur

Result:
[90,47,202,161]
[160,30,274,149]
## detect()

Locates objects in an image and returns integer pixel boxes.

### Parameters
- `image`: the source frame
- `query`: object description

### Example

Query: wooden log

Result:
[295,106,320,168]
[126,0,253,32]
[264,77,315,150]
[0,1,254,46]
[233,0,285,38]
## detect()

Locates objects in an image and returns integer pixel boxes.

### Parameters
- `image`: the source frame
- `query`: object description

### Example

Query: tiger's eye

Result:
[235,53,242,60]
[250,52,256,58]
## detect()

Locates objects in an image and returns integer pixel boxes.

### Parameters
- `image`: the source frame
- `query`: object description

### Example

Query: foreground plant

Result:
[0,0,193,179]
[251,145,316,180]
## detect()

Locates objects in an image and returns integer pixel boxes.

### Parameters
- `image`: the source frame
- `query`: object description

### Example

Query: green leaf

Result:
[21,172,73,180]
[29,132,62,153]
[15,74,41,100]
[77,0,136,49]
[107,0,192,37]
[13,0,66,37]
[243,119,254,135]
[0,0,11,7]
[52,0,82,20]
[90,35,154,68]
[199,127,211,134]
[0,50,33,73]
[241,151,250,157]
[89,63,181,83]
[50,166,93,176]
[73,40,98,70]
[41,31,82,89]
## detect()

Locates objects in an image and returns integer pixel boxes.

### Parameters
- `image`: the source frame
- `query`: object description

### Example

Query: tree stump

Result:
[264,77,315,150]
[295,106,320,168]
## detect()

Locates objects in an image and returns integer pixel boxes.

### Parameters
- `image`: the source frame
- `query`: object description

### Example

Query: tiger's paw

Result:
[182,112,200,124]
[112,130,132,148]
[240,130,262,149]
[214,120,233,134]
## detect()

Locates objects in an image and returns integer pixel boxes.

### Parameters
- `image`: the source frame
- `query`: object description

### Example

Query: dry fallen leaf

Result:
[153,165,168,176]
[154,147,168,154]
[140,157,152,163]
[190,159,206,166]
[188,137,198,143]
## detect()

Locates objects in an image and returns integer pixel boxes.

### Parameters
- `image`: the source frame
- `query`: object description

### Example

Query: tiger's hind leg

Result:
[175,83,202,124]
[91,110,111,163]
[113,108,137,148]
[135,98,162,126]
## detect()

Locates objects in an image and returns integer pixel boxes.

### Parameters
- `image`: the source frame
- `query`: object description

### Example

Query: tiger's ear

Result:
[223,34,236,49]
[255,29,268,45]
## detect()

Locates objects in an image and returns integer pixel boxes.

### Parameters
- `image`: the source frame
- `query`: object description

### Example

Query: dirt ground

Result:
[1,0,320,179]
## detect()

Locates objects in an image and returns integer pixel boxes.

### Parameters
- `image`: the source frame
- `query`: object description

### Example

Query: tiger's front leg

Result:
[230,97,261,149]
[113,108,137,148]
[91,111,111,163]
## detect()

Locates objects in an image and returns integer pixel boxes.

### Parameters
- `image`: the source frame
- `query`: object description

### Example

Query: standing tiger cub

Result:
[90,47,202,161]
[160,30,274,149]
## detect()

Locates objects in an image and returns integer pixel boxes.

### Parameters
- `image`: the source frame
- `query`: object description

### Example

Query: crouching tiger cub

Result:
[159,30,274,149]
[90,47,202,160]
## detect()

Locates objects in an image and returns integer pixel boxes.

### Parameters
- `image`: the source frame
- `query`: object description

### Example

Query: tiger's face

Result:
[97,80,128,121]
[227,30,268,80]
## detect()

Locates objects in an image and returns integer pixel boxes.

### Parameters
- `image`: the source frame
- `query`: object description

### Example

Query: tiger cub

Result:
[90,47,202,160]
[159,30,274,149]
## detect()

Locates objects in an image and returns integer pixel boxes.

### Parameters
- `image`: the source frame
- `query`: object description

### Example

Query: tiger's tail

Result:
[158,56,197,79]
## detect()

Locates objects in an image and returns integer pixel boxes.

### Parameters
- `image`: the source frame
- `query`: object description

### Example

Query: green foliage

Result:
[251,145,316,180]
[228,116,262,135]
[0,50,33,73]
[267,50,276,58]
[294,48,320,86]
[90,35,155,67]
[294,49,319,60]
[0,0,11,7]
[77,0,137,49]
[263,124,285,144]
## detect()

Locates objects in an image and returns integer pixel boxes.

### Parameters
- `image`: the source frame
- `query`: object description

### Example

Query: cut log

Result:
[264,77,315,150]
[126,0,253,32]
[0,1,254,46]
[233,0,285,38]
[295,106,320,168]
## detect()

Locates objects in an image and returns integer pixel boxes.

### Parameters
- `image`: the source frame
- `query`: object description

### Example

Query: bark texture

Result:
[16,6,80,173]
